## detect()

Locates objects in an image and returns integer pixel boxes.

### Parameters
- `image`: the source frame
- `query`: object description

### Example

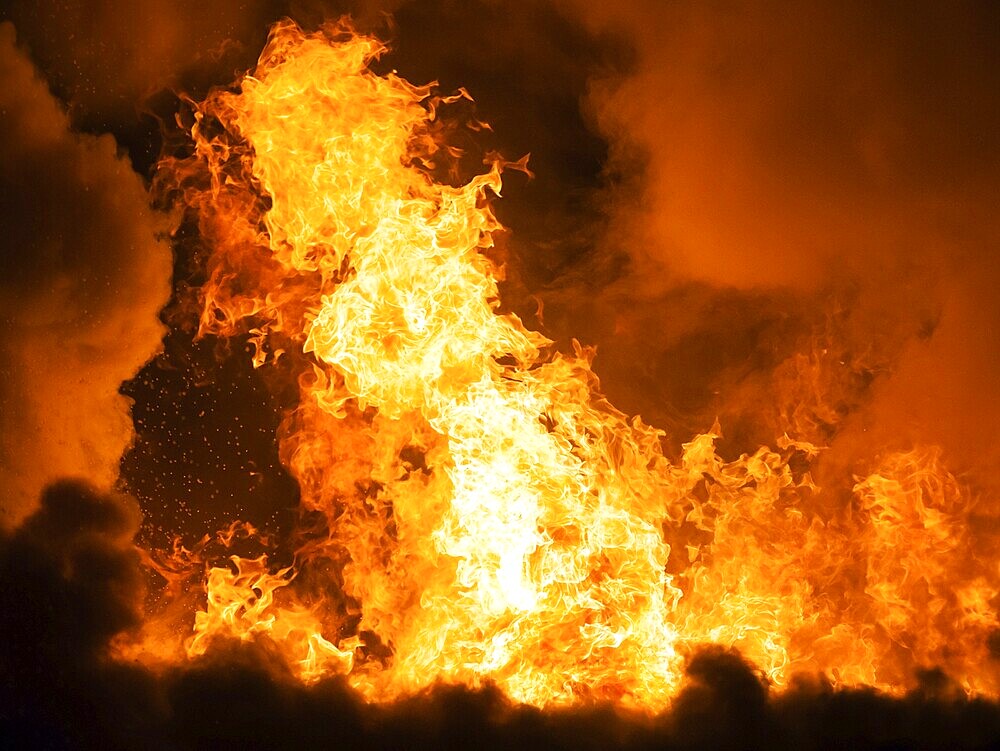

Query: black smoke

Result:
[3,482,1000,750]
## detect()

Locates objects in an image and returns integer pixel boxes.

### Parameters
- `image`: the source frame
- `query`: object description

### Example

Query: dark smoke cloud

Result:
[0,24,171,528]
[4,484,1000,750]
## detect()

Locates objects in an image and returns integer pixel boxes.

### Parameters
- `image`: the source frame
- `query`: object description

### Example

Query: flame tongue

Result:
[134,19,1000,710]
[184,20,683,707]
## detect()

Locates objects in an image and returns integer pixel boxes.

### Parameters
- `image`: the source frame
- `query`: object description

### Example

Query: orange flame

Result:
[124,20,1000,710]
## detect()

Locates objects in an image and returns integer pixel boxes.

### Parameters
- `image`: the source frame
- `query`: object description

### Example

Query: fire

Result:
[124,19,1000,710]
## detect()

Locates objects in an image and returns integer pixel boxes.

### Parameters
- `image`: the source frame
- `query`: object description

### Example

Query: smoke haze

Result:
[1,1,999,748]
[0,24,171,527]
[556,0,1000,487]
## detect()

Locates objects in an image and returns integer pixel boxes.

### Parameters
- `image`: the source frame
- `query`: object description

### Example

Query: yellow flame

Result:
[125,20,1000,710]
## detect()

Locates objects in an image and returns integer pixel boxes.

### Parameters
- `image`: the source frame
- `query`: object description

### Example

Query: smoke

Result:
[2,486,998,749]
[568,0,998,290]
[2,1,1000,748]
[0,1,273,126]
[7,0,997,484]
[551,0,1000,481]
[0,24,171,528]
[3,485,1000,750]
[0,481,154,749]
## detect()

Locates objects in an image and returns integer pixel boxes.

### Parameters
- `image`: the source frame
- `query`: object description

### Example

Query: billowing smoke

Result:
[1,1,1000,748]
[0,24,171,527]
[4,483,1000,750]
[558,0,1000,488]
[570,1,998,290]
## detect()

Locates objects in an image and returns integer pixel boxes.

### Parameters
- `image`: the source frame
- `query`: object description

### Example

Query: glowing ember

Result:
[122,20,1000,710]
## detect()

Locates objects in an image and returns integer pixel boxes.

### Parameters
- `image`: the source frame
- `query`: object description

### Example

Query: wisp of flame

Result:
[122,20,1000,711]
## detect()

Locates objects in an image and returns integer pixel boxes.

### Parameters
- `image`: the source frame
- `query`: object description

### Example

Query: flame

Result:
[125,20,1000,710]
